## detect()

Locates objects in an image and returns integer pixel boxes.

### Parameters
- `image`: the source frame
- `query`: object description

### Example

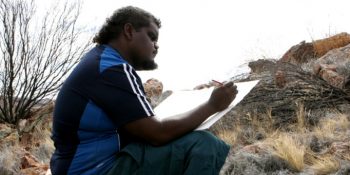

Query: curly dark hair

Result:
[93,6,161,44]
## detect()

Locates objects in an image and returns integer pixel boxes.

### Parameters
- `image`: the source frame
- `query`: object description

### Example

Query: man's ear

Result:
[123,23,134,40]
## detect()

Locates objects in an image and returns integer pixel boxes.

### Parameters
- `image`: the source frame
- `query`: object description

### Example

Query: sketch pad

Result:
[154,80,260,130]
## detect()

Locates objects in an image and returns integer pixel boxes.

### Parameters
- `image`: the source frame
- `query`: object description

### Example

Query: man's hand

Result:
[123,81,238,146]
[208,81,237,112]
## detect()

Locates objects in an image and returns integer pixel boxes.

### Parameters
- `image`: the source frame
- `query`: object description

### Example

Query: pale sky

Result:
[36,0,350,90]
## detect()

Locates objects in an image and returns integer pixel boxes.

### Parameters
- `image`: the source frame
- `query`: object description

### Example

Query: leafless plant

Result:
[0,0,91,125]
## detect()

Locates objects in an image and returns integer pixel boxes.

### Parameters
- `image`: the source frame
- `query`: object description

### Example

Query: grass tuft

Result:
[267,133,305,172]
[0,145,22,173]
[312,114,349,141]
[310,155,340,175]
[217,128,239,146]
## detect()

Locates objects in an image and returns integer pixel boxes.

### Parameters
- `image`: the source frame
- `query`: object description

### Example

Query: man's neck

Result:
[107,41,133,66]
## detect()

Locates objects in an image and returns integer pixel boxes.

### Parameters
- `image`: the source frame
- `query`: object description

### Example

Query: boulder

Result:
[21,152,44,169]
[143,78,163,108]
[279,41,315,64]
[21,151,49,175]
[211,62,350,133]
[248,59,277,74]
[158,90,173,104]
[280,32,350,65]
[0,123,14,140]
[313,43,350,89]
[0,130,18,147]
[313,32,350,57]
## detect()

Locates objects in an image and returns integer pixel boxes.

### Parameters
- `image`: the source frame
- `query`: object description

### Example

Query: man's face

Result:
[129,22,159,70]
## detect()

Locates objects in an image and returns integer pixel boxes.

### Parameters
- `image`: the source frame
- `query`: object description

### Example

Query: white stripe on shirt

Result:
[126,64,155,115]
[123,64,151,116]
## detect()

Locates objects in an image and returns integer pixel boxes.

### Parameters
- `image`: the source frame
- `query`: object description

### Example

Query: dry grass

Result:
[216,109,275,145]
[295,102,308,133]
[30,113,54,163]
[0,145,22,173]
[308,154,340,175]
[216,106,350,174]
[344,154,350,161]
[267,133,305,172]
[312,114,349,141]
[31,118,52,142]
[243,109,275,138]
[216,128,239,145]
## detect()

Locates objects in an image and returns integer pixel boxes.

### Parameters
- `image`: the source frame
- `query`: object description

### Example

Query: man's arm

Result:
[123,82,237,146]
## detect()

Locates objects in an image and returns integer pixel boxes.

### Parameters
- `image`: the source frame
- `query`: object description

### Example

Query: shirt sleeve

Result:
[88,63,154,127]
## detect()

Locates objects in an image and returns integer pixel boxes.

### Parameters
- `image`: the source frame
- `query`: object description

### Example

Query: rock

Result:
[248,59,277,74]
[0,168,16,175]
[18,119,28,133]
[319,68,345,88]
[0,131,19,147]
[21,152,42,169]
[158,90,173,104]
[313,43,350,89]
[313,32,350,57]
[220,150,289,175]
[275,70,286,88]
[143,78,163,108]
[19,132,33,147]
[193,83,212,90]
[193,80,222,90]
[262,154,290,173]
[345,77,350,95]
[241,143,269,155]
[220,151,264,175]
[309,136,322,153]
[335,163,350,175]
[0,102,55,174]
[279,41,315,65]
[0,123,14,140]
[20,151,49,175]
[280,33,350,65]
[328,141,350,160]
[20,166,49,175]
[0,146,23,175]
[212,62,350,132]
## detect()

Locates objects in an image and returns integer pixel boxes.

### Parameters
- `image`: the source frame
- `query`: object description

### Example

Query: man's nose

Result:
[154,42,159,50]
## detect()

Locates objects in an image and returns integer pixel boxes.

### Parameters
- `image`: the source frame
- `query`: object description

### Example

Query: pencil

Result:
[211,79,223,85]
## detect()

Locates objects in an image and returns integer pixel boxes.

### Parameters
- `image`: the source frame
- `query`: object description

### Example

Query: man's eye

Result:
[149,33,157,41]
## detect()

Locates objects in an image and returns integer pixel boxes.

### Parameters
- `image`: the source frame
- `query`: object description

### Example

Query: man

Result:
[50,6,238,175]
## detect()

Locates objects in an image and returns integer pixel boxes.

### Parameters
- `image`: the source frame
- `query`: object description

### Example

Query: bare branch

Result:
[0,0,91,124]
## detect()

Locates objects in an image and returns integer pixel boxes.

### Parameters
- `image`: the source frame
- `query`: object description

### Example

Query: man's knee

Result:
[180,131,230,171]
[180,131,229,154]
[185,131,219,146]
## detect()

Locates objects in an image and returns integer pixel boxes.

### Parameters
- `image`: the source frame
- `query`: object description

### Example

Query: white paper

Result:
[154,80,260,130]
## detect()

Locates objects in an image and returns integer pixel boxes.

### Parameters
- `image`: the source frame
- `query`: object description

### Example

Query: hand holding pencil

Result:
[208,79,238,112]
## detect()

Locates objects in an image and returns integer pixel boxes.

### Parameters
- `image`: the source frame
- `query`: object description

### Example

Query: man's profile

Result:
[50,6,237,175]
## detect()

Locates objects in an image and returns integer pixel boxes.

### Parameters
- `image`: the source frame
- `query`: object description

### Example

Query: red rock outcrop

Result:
[280,33,350,65]
[313,32,350,57]
[21,152,49,175]
[280,41,315,64]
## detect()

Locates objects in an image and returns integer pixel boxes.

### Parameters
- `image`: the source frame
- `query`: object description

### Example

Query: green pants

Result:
[107,131,230,175]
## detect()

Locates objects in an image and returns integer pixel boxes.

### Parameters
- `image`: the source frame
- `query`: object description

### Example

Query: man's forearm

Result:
[154,102,217,144]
